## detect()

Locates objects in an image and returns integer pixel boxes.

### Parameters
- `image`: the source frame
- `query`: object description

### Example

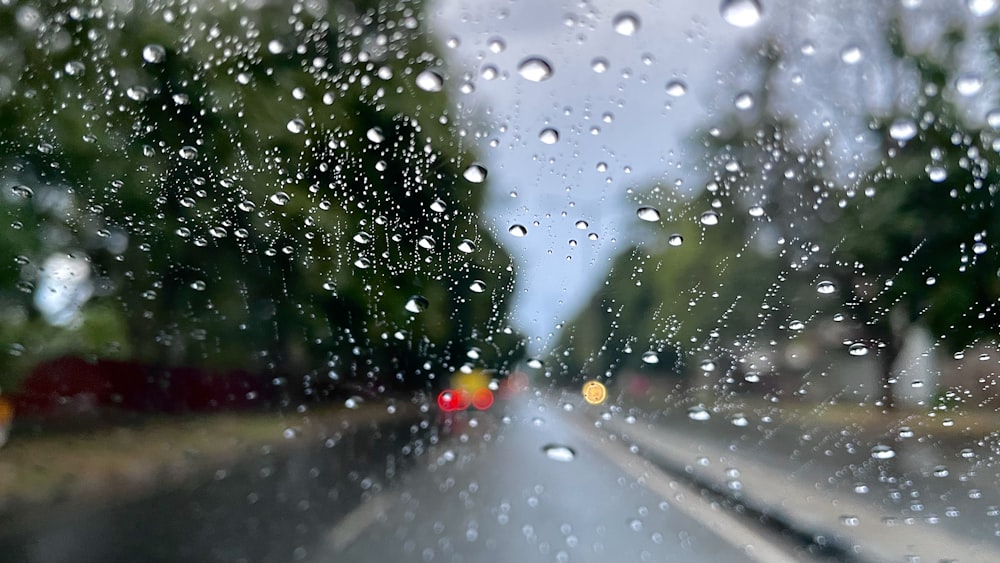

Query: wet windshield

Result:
[2,0,1000,561]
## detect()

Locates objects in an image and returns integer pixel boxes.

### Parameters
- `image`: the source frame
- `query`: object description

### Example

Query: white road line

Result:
[601,415,1000,563]
[565,411,804,563]
[324,492,396,552]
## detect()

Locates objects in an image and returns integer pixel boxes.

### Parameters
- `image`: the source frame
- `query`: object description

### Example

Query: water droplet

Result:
[612,12,640,36]
[508,224,528,237]
[898,426,914,438]
[518,57,553,82]
[748,205,765,217]
[789,320,805,331]
[539,128,560,144]
[345,396,362,409]
[636,206,661,222]
[961,448,976,459]
[973,242,988,254]
[848,343,869,356]
[270,191,290,205]
[871,444,896,460]
[967,0,998,16]
[699,211,720,226]
[286,118,306,134]
[933,465,950,478]
[730,413,749,427]
[416,70,444,92]
[366,127,385,143]
[854,483,870,494]
[469,280,487,293]
[889,118,917,141]
[542,444,576,462]
[591,58,609,73]
[353,232,371,244]
[418,235,436,250]
[126,85,149,101]
[10,185,33,199]
[956,73,984,96]
[734,91,755,110]
[987,109,1000,129]
[667,234,684,247]
[720,0,762,27]
[463,164,488,183]
[817,280,836,294]
[178,146,198,160]
[744,372,760,383]
[665,80,687,97]
[687,406,711,421]
[458,239,476,253]
[487,37,506,53]
[430,199,447,213]
[353,258,371,269]
[64,61,85,76]
[699,359,716,372]
[641,351,659,364]
[527,358,543,369]
[840,515,861,527]
[142,44,166,64]
[404,295,429,314]
[840,45,863,64]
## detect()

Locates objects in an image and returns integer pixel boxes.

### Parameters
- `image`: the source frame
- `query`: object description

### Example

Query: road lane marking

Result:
[599,415,1000,563]
[324,492,396,551]
[565,411,803,563]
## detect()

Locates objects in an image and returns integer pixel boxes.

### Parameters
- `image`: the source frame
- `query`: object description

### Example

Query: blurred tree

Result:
[0,0,523,397]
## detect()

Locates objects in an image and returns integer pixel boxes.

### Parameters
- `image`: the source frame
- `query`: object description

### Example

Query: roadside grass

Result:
[0,402,420,514]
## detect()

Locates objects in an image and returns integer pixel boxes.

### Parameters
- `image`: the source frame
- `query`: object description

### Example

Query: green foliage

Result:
[0,0,523,391]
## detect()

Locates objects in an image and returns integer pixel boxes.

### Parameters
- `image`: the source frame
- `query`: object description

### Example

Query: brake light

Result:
[471,388,494,410]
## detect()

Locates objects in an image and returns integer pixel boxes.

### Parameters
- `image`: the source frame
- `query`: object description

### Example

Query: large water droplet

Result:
[542,444,576,462]
[270,191,290,206]
[720,0,762,27]
[539,128,560,144]
[591,58,609,73]
[418,235,436,250]
[687,406,711,421]
[404,295,429,314]
[871,444,896,460]
[463,164,488,183]
[636,206,661,222]
[10,185,33,199]
[667,234,684,247]
[612,12,640,36]
[699,211,720,226]
[889,119,917,142]
[734,91,755,110]
[816,280,836,294]
[508,224,528,237]
[840,45,863,64]
[665,80,687,97]
[956,73,984,97]
[458,239,476,253]
[848,343,869,356]
[415,70,444,92]
[469,280,487,293]
[286,118,306,134]
[641,351,660,364]
[518,57,553,82]
[366,127,385,143]
[967,0,998,17]
[142,44,166,64]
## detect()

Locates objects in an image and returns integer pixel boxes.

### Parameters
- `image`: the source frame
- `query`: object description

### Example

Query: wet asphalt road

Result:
[0,395,794,563]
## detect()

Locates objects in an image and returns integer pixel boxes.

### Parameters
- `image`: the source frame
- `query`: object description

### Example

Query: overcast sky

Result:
[427,0,760,352]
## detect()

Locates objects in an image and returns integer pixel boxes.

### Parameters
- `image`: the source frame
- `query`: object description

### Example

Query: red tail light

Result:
[471,388,494,410]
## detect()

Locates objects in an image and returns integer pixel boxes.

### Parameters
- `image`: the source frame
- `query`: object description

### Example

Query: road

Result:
[319,396,797,563]
[0,394,802,563]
